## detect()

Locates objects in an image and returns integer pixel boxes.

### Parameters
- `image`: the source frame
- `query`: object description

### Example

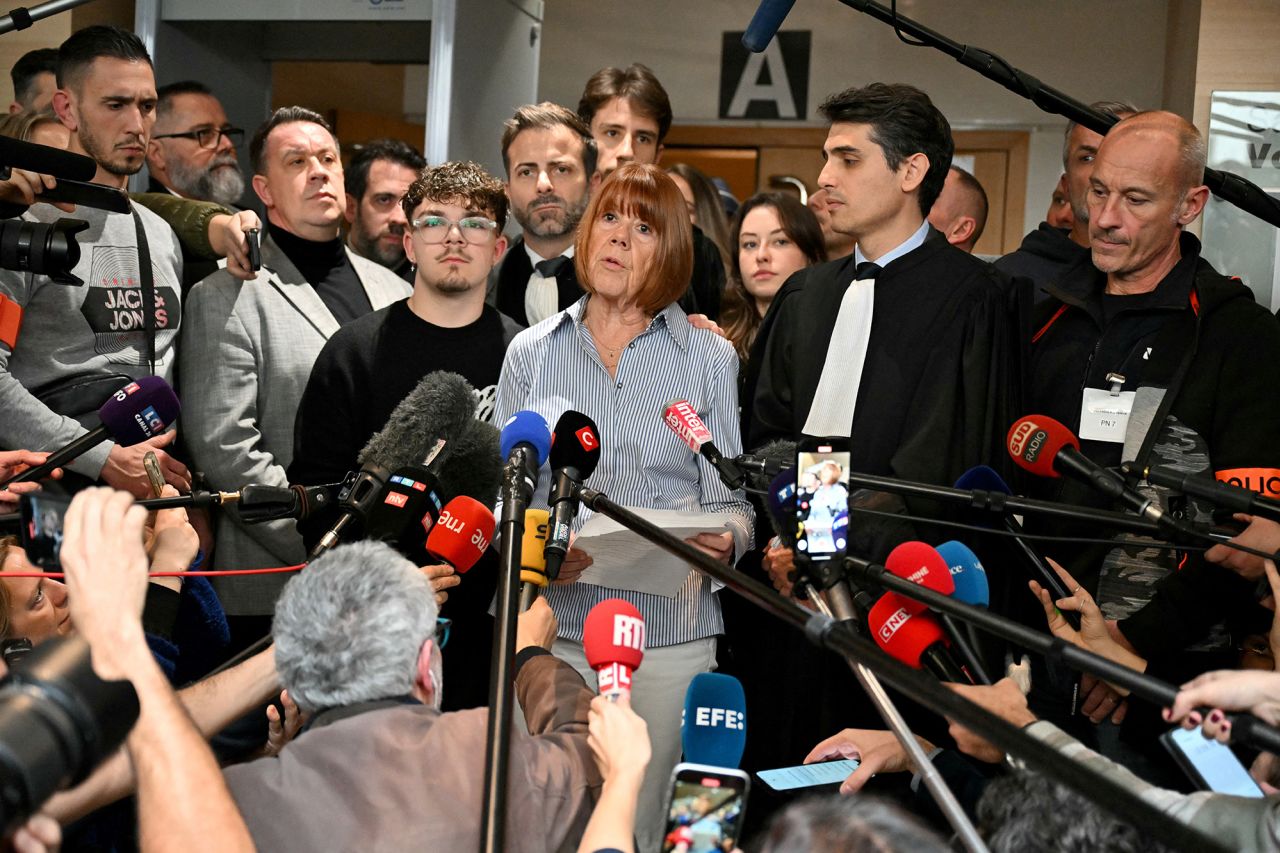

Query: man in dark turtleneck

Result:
[180,106,410,648]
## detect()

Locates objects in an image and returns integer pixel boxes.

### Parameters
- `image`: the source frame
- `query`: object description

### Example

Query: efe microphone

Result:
[544,411,601,581]
[682,672,747,768]
[583,598,645,700]
[3,376,180,486]
[662,399,747,489]
[519,508,550,611]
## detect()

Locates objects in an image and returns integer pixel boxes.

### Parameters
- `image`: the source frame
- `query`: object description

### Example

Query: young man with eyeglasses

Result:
[181,107,410,653]
[289,161,522,709]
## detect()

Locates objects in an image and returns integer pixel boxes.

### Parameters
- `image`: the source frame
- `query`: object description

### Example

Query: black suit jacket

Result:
[493,237,584,327]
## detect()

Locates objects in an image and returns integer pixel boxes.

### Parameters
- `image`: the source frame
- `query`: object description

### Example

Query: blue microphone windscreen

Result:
[500,410,551,466]
[742,0,798,52]
[954,464,1012,495]
[765,468,795,541]
[682,672,747,768]
[936,540,989,608]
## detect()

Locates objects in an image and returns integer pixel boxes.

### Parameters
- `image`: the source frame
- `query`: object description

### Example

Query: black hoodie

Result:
[995,222,1090,301]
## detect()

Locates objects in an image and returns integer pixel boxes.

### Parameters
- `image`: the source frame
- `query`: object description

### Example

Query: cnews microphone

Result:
[662,399,746,489]
[1132,463,1280,525]
[4,376,180,486]
[1007,415,1191,536]
[884,541,985,683]
[425,496,496,574]
[544,411,601,581]
[519,508,550,612]
[742,0,797,52]
[583,598,645,700]
[869,592,969,683]
[681,672,747,769]
[311,372,478,558]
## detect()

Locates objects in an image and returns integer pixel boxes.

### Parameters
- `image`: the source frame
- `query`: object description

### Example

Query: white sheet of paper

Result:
[573,507,732,598]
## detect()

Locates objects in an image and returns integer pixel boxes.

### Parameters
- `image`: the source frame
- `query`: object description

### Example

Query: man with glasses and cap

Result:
[290,160,522,709]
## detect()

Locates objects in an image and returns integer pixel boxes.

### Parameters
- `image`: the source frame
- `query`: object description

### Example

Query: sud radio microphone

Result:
[311,372,478,559]
[868,592,969,683]
[544,411,601,581]
[742,0,797,52]
[662,399,746,489]
[681,673,747,768]
[583,598,646,700]
[519,508,550,611]
[1128,462,1280,525]
[1007,415,1195,538]
[4,376,180,486]
[424,496,496,574]
[884,542,984,683]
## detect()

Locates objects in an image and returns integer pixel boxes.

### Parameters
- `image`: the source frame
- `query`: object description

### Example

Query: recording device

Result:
[681,673,747,769]
[742,0,797,51]
[582,598,645,700]
[34,178,129,214]
[794,439,851,565]
[544,411,600,581]
[246,227,261,272]
[884,541,986,683]
[757,759,859,791]
[142,451,165,498]
[662,763,750,853]
[0,635,139,833]
[2,376,181,487]
[1160,726,1265,798]
[662,399,747,489]
[733,437,795,484]
[19,491,69,570]
[935,540,989,608]
[424,496,496,574]
[0,135,99,284]
[1129,462,1280,525]
[363,464,445,553]
[519,508,550,611]
[498,410,551,509]
[311,372,478,558]
[868,592,968,682]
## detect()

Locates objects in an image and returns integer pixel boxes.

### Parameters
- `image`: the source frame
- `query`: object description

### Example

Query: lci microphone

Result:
[583,598,646,700]
[681,672,747,769]
[424,496,496,574]
[4,376,180,486]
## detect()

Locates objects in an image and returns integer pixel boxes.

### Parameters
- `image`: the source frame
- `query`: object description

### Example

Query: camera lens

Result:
[0,218,89,285]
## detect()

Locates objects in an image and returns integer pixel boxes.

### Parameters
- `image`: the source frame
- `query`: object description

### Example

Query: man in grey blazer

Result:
[180,107,410,642]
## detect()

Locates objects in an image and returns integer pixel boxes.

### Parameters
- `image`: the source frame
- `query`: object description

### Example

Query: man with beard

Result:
[492,103,595,327]
[147,81,246,208]
[0,25,193,499]
[343,138,425,282]
[290,160,522,708]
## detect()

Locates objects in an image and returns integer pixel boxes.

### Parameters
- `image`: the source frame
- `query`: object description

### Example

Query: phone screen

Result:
[20,492,71,570]
[663,764,748,853]
[795,443,851,563]
[1163,726,1265,797]
[757,758,860,791]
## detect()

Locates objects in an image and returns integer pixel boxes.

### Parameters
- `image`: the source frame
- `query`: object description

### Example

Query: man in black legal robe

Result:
[731,84,1023,831]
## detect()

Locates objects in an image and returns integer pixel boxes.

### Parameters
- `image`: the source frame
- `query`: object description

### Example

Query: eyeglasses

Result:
[410,215,498,244]
[153,126,245,150]
[435,617,452,649]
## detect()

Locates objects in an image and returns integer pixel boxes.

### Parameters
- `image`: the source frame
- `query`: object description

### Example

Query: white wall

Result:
[539,0,1171,237]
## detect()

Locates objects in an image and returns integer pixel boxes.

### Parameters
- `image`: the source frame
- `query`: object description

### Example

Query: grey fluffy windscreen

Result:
[357,371,479,471]
[756,438,797,470]
[435,418,503,510]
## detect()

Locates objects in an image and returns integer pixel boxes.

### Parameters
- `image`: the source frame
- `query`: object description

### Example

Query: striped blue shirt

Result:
[494,296,754,647]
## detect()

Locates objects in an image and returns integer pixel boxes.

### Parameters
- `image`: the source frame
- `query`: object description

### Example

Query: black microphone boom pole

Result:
[0,0,95,35]
[573,485,1226,853]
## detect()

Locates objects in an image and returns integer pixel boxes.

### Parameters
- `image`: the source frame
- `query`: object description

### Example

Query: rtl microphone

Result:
[662,399,746,489]
[4,376,180,486]
[424,496,496,574]
[311,372,478,558]
[583,598,645,700]
[519,508,550,611]
[742,0,797,52]
[544,411,601,581]
[884,542,984,683]
[1007,415,1193,536]
[869,592,969,683]
[681,672,747,768]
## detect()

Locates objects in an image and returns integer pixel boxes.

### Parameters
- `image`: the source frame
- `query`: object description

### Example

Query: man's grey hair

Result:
[1062,99,1140,168]
[273,540,439,712]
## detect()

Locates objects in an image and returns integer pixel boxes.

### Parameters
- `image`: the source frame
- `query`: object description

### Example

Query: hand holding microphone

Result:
[583,599,646,701]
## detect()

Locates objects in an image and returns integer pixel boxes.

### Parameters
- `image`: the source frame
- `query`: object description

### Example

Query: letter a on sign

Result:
[720,31,810,121]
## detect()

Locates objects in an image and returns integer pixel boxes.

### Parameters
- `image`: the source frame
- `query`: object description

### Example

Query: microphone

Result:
[499,411,552,507]
[1007,415,1192,536]
[362,464,445,552]
[583,598,646,700]
[681,672,747,768]
[432,417,503,512]
[884,542,983,683]
[0,135,96,182]
[868,592,969,683]
[424,496,497,574]
[742,0,797,52]
[3,376,180,486]
[734,438,796,485]
[519,508,550,611]
[662,399,746,489]
[544,411,601,581]
[935,540,989,608]
[1130,463,1280,525]
[236,483,336,524]
[311,372,479,559]
[764,468,797,541]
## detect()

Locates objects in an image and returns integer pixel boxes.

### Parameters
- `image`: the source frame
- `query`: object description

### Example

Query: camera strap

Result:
[130,205,156,374]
